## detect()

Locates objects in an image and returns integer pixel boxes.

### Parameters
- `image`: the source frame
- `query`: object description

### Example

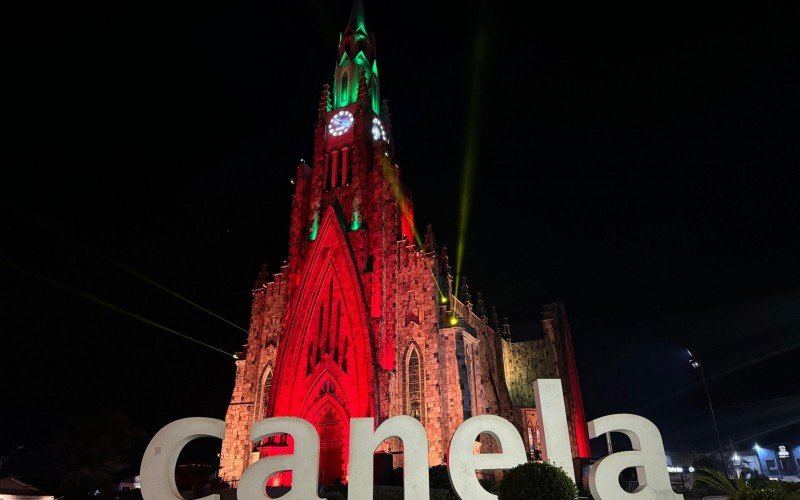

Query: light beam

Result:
[454,27,487,297]
[1,260,236,358]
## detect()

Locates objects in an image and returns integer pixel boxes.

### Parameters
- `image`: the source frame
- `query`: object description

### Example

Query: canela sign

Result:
[141,379,682,499]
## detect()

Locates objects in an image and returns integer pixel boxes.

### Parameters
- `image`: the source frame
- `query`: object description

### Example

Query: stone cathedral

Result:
[219,0,590,486]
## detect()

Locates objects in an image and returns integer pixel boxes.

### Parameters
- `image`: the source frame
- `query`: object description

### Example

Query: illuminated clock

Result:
[328,110,354,137]
[372,117,388,142]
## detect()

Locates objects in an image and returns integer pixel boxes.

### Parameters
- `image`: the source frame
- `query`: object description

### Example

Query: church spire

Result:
[348,0,367,34]
[333,0,380,114]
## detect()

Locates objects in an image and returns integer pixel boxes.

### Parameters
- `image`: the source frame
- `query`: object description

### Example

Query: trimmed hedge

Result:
[497,462,578,500]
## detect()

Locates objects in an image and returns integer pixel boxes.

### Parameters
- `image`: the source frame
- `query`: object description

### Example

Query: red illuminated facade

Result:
[219,0,590,486]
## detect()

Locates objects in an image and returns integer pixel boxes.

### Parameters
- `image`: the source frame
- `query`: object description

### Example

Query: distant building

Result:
[115,475,140,491]
[218,0,590,487]
[736,443,800,481]
[0,477,54,500]
[666,442,800,483]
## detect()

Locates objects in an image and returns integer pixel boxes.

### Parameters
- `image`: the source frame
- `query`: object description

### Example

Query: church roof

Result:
[0,476,53,497]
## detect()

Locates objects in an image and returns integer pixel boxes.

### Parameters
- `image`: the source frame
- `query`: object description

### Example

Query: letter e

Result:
[447,415,527,500]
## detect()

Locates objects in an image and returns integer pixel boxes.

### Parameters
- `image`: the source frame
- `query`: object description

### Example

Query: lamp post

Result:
[687,350,729,477]
[0,445,24,476]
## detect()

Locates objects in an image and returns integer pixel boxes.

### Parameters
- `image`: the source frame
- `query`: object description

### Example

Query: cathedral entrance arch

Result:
[264,206,376,485]
[268,207,375,420]
[303,394,349,485]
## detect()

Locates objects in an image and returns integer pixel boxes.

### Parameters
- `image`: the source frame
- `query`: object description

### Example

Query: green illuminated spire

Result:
[349,0,367,34]
[333,0,380,114]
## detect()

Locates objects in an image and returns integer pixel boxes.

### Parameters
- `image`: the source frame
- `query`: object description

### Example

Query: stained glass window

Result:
[408,349,422,421]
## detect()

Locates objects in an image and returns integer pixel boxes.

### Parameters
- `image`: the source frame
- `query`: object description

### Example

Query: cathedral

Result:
[219,0,590,486]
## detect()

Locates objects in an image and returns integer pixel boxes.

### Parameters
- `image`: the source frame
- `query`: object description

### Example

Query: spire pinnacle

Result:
[461,277,471,305]
[349,0,367,33]
[476,292,486,318]
[254,263,269,290]
[333,0,379,113]
[424,223,435,253]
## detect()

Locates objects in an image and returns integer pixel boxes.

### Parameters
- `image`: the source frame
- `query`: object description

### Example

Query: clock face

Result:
[328,110,354,137]
[372,117,388,142]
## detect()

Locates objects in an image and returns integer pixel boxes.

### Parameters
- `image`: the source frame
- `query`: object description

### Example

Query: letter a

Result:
[587,414,683,499]
[238,417,322,499]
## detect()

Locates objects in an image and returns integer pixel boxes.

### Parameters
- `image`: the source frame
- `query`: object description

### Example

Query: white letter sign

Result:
[141,417,226,500]
[140,378,686,500]
[533,378,576,483]
[349,416,430,499]
[588,414,682,499]
[238,417,322,499]
[447,415,527,500]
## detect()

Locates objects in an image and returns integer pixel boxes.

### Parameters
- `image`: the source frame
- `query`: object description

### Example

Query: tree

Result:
[497,462,578,500]
[48,411,146,499]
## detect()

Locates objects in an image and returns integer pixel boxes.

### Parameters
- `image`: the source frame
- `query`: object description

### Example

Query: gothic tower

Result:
[219,1,412,485]
[218,0,590,487]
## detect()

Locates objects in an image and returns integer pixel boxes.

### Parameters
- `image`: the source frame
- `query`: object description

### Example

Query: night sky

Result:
[2,0,799,484]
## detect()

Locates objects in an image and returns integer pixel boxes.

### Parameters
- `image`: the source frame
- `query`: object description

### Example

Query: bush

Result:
[429,464,453,491]
[744,480,800,500]
[497,462,578,500]
[737,488,800,500]
[694,467,800,500]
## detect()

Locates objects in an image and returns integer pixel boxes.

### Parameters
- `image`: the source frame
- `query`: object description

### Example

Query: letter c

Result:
[140,417,226,500]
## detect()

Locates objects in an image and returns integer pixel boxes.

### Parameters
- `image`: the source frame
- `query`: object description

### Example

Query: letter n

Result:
[349,416,429,499]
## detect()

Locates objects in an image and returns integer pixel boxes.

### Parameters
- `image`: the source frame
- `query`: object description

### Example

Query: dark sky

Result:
[2,0,799,481]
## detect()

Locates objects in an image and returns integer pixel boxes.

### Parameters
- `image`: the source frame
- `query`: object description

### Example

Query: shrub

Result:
[429,464,453,491]
[695,467,800,500]
[737,489,800,500]
[497,462,578,500]
[694,467,739,496]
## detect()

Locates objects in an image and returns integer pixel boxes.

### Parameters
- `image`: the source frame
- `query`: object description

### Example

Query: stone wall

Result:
[501,339,550,407]
[219,273,287,482]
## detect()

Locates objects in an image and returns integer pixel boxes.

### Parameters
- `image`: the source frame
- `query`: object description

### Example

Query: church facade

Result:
[219,1,590,486]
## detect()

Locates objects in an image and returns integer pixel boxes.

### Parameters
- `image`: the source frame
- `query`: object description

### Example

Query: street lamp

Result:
[0,445,24,476]
[687,349,729,477]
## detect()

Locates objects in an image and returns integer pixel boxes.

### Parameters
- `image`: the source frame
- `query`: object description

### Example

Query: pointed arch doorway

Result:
[304,394,348,485]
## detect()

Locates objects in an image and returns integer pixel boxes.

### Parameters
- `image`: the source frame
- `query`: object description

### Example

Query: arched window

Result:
[341,147,351,186]
[257,367,273,420]
[527,423,535,454]
[340,72,349,105]
[341,337,348,373]
[325,153,332,190]
[372,80,379,115]
[406,347,423,422]
[331,150,340,188]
